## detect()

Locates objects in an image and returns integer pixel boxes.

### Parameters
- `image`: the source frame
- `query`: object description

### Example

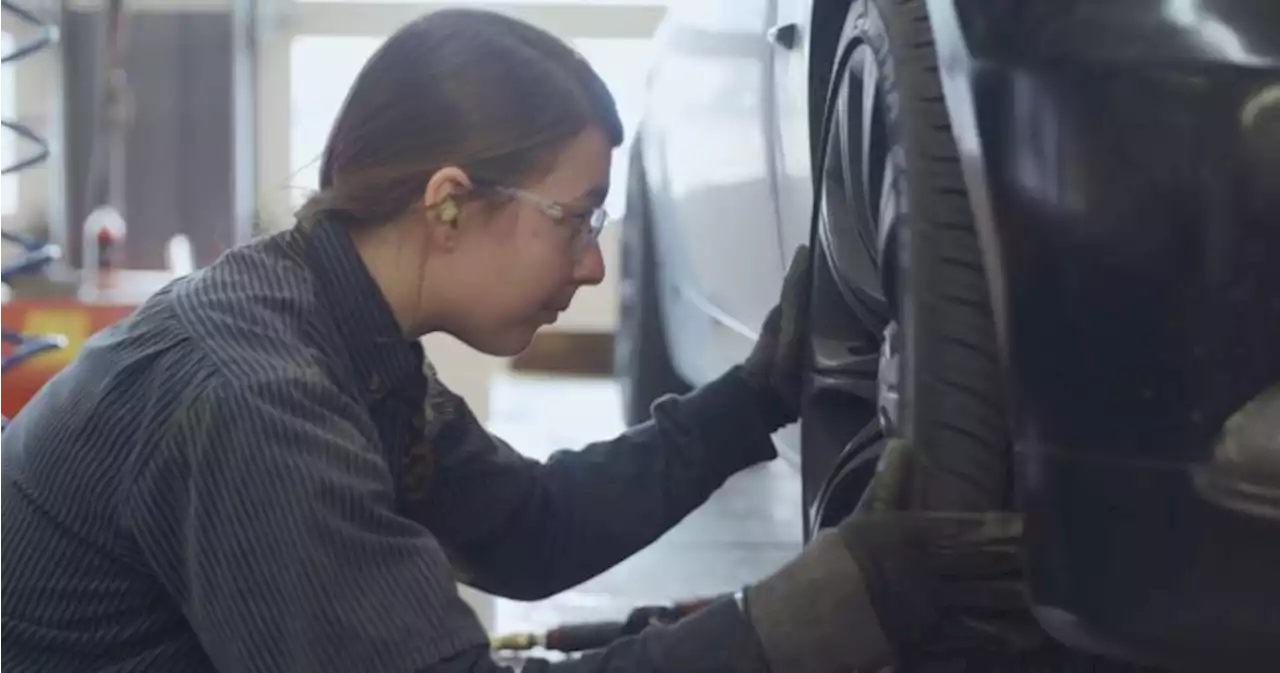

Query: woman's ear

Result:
[422,166,474,252]
[422,166,473,221]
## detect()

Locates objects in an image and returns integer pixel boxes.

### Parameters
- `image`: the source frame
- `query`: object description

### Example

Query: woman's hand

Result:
[740,245,812,424]
[742,440,1031,673]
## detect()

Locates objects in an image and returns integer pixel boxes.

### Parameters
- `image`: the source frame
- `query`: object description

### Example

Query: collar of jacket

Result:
[301,216,427,404]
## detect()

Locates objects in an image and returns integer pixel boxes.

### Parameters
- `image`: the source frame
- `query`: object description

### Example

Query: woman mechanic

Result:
[1,9,1023,673]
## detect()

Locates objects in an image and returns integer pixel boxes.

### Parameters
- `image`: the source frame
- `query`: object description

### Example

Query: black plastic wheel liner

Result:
[924,0,1280,666]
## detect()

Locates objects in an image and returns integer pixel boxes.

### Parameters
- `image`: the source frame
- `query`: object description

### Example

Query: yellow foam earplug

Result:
[440,199,459,222]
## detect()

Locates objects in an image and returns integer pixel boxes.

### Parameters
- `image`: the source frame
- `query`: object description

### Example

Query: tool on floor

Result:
[489,595,723,653]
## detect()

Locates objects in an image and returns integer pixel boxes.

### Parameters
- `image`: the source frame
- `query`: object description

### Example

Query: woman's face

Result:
[440,127,612,356]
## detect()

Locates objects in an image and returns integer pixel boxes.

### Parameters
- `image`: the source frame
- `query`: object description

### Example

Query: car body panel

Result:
[770,0,820,257]
[638,0,792,386]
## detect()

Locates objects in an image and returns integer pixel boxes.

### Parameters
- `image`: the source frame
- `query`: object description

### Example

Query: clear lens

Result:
[571,208,607,255]
[589,209,608,239]
[498,185,608,257]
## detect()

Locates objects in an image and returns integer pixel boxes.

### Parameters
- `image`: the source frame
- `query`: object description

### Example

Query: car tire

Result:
[805,0,1010,531]
[615,145,690,427]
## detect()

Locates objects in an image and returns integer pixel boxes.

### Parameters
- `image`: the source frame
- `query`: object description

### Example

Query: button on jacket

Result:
[1,218,781,673]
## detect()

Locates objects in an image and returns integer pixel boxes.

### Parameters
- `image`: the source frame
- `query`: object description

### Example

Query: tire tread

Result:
[886,0,1010,511]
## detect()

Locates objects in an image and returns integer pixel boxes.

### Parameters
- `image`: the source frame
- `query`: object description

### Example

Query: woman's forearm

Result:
[418,368,782,600]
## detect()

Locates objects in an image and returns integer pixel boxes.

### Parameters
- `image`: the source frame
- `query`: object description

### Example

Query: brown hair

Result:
[296,8,624,227]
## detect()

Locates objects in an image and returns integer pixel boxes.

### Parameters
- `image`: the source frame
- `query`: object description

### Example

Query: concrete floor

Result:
[484,373,805,635]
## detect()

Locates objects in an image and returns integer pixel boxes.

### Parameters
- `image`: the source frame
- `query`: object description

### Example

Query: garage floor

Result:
[485,373,804,634]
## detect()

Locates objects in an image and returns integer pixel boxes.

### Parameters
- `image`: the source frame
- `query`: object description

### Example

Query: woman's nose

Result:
[572,237,607,286]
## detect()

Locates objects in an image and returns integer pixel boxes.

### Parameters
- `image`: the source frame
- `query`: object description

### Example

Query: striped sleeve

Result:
[125,371,488,673]
[416,368,780,601]
[419,597,769,673]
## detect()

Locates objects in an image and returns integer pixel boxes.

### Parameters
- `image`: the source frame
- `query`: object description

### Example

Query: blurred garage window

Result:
[573,38,654,218]
[288,36,381,207]
[263,1,665,228]
[2,31,17,216]
[288,35,654,219]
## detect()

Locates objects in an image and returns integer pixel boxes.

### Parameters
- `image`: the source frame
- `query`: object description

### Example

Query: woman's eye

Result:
[564,211,591,227]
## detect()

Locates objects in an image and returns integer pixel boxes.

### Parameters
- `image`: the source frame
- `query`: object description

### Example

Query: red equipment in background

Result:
[2,301,130,419]
[2,270,175,420]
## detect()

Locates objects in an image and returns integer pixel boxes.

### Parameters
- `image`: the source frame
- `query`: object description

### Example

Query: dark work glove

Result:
[617,596,722,637]
[618,604,686,637]
[741,245,811,424]
[864,440,1048,655]
[742,440,1026,673]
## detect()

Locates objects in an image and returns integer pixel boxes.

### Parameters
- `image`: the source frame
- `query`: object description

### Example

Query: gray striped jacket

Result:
[1,217,780,673]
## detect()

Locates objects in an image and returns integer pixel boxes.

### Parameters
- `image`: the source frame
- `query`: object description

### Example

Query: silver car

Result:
[615,0,1008,536]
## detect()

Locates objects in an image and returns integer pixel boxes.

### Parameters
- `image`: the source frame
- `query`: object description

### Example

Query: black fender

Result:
[925,0,1280,668]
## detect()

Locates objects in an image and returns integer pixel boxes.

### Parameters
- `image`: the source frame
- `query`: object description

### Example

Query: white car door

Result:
[767,0,821,463]
[643,0,785,381]
[770,0,818,257]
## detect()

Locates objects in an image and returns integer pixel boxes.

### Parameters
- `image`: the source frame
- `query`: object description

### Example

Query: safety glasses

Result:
[486,185,609,257]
